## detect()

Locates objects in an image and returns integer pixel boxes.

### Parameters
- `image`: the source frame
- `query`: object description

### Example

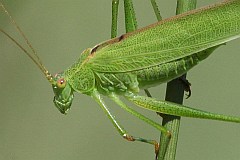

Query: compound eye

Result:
[57,78,66,88]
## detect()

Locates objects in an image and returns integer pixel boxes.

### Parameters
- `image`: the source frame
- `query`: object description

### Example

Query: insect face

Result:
[52,73,74,114]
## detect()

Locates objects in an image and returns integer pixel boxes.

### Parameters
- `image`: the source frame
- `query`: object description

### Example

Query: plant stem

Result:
[158,1,197,160]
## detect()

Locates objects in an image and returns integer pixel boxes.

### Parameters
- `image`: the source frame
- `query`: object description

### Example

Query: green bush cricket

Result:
[0,0,240,159]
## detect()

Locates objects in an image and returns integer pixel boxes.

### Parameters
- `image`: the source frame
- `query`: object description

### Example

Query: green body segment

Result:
[89,45,215,94]
[135,46,217,89]
[86,0,240,73]
[136,53,201,88]
[126,93,240,123]
[64,48,95,94]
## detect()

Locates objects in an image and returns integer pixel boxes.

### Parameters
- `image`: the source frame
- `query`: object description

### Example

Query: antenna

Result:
[0,1,54,84]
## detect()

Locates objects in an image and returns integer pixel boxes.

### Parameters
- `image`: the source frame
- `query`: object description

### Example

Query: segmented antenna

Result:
[0,2,54,84]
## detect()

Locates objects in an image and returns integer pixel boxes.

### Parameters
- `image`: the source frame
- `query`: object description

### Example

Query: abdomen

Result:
[94,48,214,93]
[135,49,211,89]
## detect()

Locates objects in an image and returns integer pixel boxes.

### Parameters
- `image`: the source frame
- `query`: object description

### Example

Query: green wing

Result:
[86,0,240,73]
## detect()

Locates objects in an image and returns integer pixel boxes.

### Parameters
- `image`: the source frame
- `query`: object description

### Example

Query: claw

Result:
[154,142,160,160]
[123,134,135,141]
[178,76,191,99]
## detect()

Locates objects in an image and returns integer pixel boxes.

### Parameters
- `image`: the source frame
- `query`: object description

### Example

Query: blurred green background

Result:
[0,0,240,160]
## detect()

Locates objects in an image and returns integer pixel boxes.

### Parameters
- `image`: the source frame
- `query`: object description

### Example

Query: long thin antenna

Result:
[0,1,54,84]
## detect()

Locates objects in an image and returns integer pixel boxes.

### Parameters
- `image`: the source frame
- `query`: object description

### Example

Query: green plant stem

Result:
[111,0,119,38]
[158,0,197,160]
[150,0,162,21]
